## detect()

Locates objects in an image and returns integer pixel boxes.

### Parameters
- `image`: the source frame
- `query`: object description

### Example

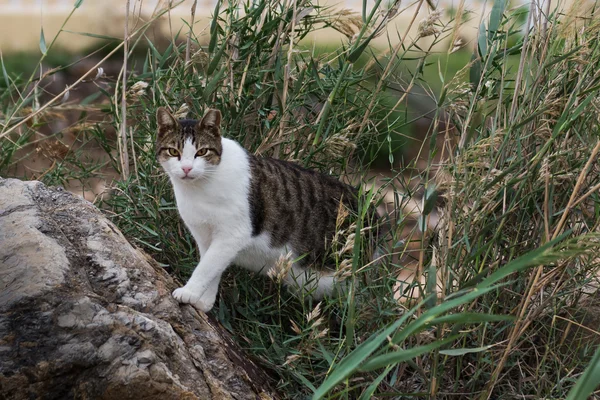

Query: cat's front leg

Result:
[172,238,243,312]
[198,274,222,309]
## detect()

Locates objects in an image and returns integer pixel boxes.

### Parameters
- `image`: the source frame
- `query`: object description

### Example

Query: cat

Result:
[156,107,374,312]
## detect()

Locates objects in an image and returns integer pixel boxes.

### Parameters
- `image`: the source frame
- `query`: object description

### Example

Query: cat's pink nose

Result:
[182,166,192,175]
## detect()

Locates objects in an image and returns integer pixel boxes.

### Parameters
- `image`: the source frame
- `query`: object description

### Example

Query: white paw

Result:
[172,286,213,312]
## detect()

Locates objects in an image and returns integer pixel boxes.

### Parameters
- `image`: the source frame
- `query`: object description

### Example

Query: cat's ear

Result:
[198,109,221,136]
[156,107,178,137]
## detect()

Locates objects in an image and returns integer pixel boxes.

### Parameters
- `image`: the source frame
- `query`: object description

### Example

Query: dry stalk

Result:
[185,0,198,68]
[278,0,299,153]
[33,69,41,126]
[265,0,292,74]
[35,160,57,181]
[494,28,511,124]
[237,6,268,98]
[555,315,600,337]
[447,0,466,57]
[253,0,299,155]
[118,0,132,181]
[458,1,489,149]
[541,0,551,40]
[543,157,551,242]
[571,180,600,209]
[509,0,536,123]
[552,139,600,239]
[167,0,174,42]
[129,126,138,177]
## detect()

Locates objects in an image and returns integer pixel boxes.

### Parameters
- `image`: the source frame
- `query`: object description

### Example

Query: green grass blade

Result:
[488,0,507,39]
[0,52,11,89]
[439,344,496,356]
[390,285,502,345]
[312,297,430,399]
[62,30,120,40]
[358,365,393,400]
[208,1,220,53]
[430,313,515,325]
[478,232,570,289]
[40,27,47,55]
[565,346,600,400]
[478,21,487,57]
[202,66,226,101]
[359,336,458,372]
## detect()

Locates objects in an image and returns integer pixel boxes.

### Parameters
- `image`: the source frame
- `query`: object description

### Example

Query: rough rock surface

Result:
[0,178,277,400]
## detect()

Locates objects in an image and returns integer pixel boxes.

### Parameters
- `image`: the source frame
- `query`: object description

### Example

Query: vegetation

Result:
[1,0,599,398]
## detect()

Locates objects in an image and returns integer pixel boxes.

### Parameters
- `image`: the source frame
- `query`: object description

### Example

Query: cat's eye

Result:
[166,148,180,157]
[195,148,208,157]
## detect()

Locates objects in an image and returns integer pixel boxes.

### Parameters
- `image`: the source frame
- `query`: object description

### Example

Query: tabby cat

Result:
[156,107,368,312]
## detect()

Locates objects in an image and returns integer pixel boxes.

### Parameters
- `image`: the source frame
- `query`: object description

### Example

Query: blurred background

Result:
[0,0,555,215]
[0,0,548,52]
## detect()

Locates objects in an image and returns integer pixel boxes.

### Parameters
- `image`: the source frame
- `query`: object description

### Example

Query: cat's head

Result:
[155,107,223,182]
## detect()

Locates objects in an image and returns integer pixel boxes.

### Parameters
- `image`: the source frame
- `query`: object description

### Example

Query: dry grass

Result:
[1,0,599,399]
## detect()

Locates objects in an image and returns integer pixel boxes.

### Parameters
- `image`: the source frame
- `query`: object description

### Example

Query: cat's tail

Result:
[283,265,336,300]
[368,204,394,266]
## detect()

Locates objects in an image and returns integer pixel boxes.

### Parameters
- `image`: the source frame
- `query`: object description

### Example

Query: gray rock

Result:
[0,178,277,400]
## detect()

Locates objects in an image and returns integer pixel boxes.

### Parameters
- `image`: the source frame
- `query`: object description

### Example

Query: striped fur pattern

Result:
[248,156,357,268]
[156,107,360,312]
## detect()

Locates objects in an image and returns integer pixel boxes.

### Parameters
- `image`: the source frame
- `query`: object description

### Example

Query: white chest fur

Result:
[170,140,286,271]
[164,136,336,312]
[170,138,253,236]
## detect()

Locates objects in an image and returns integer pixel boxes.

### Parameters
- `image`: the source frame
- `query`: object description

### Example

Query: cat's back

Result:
[249,156,356,205]
[247,154,357,262]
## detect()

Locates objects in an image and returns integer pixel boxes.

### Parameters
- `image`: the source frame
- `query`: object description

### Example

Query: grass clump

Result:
[1,0,600,399]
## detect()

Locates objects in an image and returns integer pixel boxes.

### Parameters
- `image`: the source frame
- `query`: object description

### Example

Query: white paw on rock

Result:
[172,287,213,312]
